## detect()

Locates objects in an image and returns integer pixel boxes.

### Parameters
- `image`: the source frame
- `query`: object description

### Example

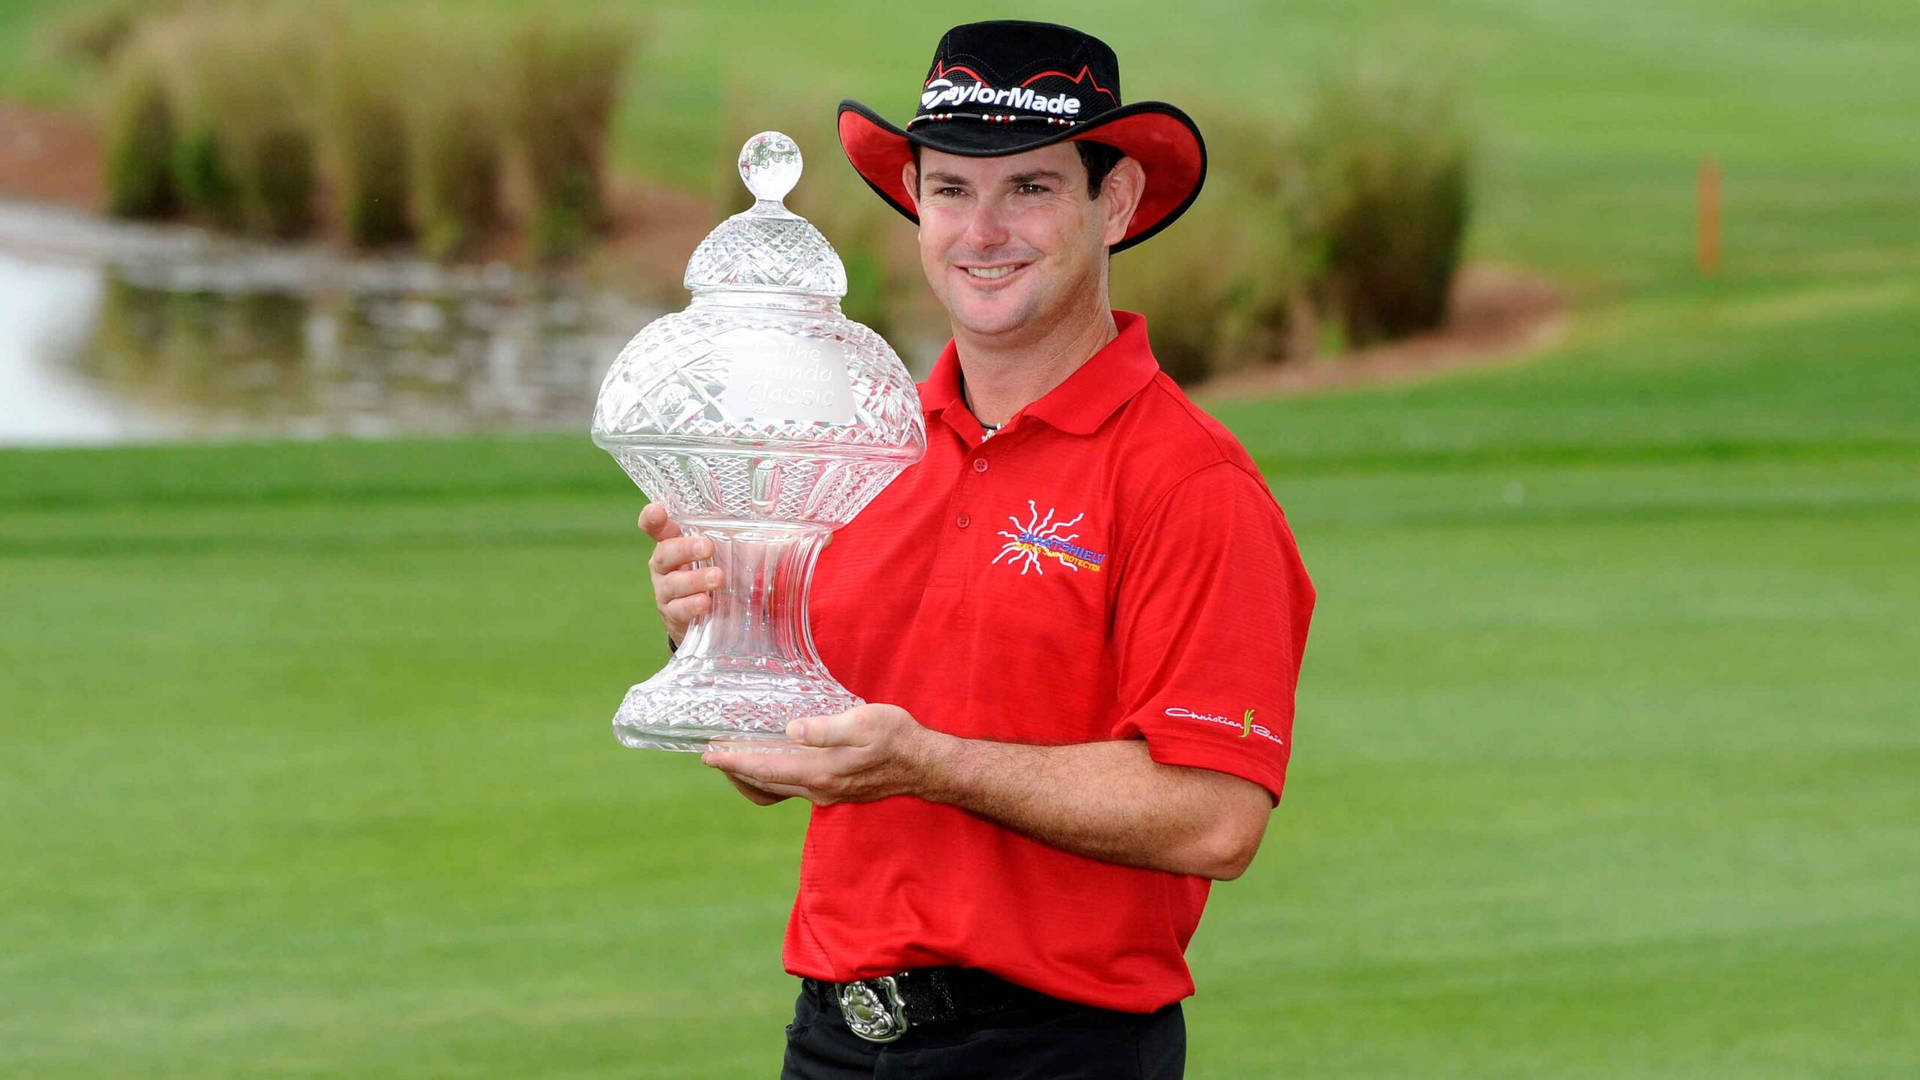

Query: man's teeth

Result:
[966,265,1020,279]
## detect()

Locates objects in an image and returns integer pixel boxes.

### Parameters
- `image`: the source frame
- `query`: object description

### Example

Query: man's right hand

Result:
[723,774,790,806]
[639,504,790,807]
[640,503,722,649]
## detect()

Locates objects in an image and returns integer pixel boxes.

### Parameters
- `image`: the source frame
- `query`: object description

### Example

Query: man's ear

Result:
[900,161,919,212]
[1100,157,1146,248]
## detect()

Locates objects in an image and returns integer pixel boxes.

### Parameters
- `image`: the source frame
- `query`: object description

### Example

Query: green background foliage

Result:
[1,0,1917,1076]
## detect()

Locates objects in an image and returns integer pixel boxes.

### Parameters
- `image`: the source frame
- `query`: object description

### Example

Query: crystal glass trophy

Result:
[591,132,926,751]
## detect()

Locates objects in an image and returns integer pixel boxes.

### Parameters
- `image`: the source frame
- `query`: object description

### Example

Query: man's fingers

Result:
[711,757,813,799]
[704,746,839,789]
[786,709,868,748]
[660,565,724,602]
[648,535,715,576]
[637,504,683,541]
[747,779,814,799]
[666,593,712,624]
[723,772,789,805]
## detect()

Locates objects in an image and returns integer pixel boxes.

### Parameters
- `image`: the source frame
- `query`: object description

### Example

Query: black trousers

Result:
[780,979,1186,1079]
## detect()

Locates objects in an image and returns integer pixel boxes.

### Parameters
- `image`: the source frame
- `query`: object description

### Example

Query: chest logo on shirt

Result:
[991,499,1108,575]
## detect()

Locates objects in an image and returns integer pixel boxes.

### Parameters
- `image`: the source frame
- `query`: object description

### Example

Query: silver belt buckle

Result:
[838,974,910,1043]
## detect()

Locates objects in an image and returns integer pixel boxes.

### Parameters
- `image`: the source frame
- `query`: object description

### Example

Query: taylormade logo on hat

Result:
[921,78,1083,117]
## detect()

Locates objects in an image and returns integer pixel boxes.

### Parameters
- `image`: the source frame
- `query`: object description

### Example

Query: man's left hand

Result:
[701,704,944,806]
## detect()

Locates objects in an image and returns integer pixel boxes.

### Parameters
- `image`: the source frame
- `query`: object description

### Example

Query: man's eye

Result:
[933,187,965,198]
[1018,183,1048,194]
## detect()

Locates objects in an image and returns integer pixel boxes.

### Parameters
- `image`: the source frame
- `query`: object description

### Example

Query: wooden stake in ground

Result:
[1698,156,1722,276]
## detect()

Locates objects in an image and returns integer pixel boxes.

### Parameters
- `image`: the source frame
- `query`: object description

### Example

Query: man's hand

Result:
[722,773,790,807]
[639,503,722,648]
[701,704,944,806]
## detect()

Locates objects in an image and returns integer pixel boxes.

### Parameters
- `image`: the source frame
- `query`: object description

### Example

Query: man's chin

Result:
[949,300,1037,341]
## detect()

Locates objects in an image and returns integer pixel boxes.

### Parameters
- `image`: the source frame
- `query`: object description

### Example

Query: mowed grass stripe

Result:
[5,455,1918,559]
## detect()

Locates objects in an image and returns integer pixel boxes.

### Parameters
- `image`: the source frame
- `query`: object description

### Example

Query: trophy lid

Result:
[592,130,925,484]
[683,132,849,299]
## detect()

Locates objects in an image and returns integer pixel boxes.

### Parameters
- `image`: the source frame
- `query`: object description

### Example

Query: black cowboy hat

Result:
[837,20,1206,254]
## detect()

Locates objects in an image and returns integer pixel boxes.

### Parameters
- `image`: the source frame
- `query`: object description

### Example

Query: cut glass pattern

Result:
[591,132,926,752]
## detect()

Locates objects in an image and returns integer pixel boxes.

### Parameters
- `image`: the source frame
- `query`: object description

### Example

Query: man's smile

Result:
[957,262,1032,285]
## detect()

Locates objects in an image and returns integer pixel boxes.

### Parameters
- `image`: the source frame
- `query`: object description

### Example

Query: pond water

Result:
[0,199,656,447]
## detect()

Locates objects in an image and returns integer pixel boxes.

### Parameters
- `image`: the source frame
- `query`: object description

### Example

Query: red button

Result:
[972,458,988,473]
[956,514,971,529]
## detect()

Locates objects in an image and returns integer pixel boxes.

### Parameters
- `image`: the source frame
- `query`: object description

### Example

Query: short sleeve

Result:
[1109,462,1315,804]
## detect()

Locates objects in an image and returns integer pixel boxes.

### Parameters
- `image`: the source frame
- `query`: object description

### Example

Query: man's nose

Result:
[961,198,1010,250]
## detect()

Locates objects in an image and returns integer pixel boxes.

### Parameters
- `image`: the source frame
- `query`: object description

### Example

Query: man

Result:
[640,21,1314,1079]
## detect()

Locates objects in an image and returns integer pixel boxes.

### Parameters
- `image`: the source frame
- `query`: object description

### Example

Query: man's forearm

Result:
[916,734,1269,880]
[699,705,1275,879]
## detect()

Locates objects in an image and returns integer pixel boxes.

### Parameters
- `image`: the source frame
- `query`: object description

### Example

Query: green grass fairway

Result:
[4,346,1917,1077]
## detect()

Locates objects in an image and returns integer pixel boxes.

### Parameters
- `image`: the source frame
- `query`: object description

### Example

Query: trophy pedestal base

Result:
[611,660,863,753]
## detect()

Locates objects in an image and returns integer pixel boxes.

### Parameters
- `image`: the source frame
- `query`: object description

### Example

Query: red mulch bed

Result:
[0,102,103,210]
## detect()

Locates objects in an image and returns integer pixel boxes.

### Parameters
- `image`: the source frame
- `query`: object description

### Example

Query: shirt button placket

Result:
[958,453,988,530]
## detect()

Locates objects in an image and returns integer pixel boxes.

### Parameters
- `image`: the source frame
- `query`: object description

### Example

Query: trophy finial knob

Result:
[739,131,802,204]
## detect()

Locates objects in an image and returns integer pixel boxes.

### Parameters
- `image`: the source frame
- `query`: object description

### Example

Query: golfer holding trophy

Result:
[596,21,1314,1078]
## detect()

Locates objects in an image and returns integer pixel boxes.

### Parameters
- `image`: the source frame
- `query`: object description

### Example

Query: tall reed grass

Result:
[407,26,507,260]
[100,40,177,219]
[144,8,316,237]
[92,4,638,260]
[147,14,240,230]
[1115,70,1470,379]
[42,0,188,67]
[509,14,641,258]
[1113,115,1309,385]
[317,15,413,248]
[1298,66,1471,346]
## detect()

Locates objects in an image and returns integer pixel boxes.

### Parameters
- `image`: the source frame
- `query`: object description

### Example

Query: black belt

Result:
[803,968,1066,1043]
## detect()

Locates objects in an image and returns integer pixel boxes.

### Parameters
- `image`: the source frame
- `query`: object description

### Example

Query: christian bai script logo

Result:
[1166,706,1285,747]
[991,500,1107,576]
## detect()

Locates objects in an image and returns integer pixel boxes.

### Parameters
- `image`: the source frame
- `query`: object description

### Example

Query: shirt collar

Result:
[920,310,1160,438]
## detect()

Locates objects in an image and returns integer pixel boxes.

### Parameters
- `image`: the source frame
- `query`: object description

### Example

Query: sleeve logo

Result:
[1165,706,1285,747]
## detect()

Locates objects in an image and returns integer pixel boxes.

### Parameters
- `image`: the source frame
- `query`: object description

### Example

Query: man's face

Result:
[904,143,1124,344]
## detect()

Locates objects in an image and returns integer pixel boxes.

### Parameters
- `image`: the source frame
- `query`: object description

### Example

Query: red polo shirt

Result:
[788,310,1314,1013]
